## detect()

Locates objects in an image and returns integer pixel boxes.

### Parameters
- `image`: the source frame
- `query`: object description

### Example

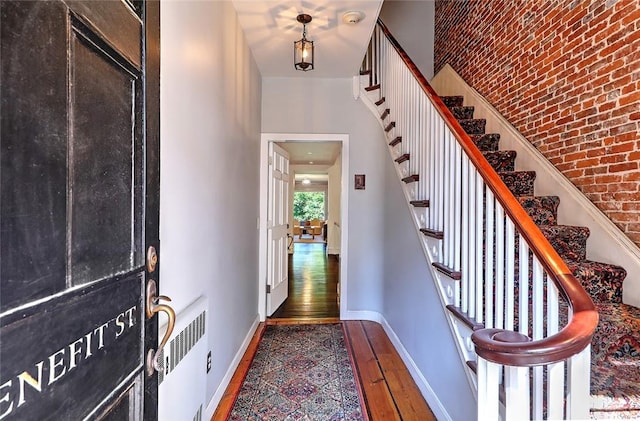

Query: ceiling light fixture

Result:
[302,178,311,185]
[294,14,314,71]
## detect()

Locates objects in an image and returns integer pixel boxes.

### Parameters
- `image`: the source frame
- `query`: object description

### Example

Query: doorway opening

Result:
[293,190,325,244]
[258,133,349,322]
[269,242,339,318]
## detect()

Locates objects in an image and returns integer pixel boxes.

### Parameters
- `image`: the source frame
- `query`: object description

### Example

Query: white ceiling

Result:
[277,141,341,182]
[232,0,383,78]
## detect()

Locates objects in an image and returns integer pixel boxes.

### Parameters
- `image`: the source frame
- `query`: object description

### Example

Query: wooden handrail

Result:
[375,18,598,366]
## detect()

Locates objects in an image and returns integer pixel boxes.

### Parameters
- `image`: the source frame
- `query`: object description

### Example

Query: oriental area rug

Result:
[227,323,366,420]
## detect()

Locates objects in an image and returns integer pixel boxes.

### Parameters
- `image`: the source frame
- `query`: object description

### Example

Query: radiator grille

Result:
[158,310,206,385]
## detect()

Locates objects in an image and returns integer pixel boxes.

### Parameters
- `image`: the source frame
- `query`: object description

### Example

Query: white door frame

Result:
[258,133,349,321]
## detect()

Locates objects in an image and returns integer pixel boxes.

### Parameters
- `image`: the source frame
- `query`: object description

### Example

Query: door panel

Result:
[0,274,143,419]
[0,1,69,310]
[0,1,160,419]
[64,0,143,68]
[69,15,143,284]
[267,143,290,315]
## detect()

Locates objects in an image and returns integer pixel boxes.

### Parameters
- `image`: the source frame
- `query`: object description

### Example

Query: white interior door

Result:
[267,143,290,315]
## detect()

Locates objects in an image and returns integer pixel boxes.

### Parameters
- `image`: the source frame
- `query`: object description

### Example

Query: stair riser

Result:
[484,151,516,173]
[540,226,589,262]
[472,134,500,152]
[441,95,464,108]
[518,196,560,226]
[451,106,475,120]
[459,119,486,135]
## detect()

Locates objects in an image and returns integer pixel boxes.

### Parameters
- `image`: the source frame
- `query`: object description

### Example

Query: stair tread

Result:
[567,260,626,304]
[389,136,402,147]
[433,262,461,280]
[590,302,640,411]
[420,228,443,239]
[410,200,429,207]
[450,105,475,120]
[518,195,560,225]
[471,133,500,151]
[440,95,464,108]
[539,224,590,237]
[446,305,484,330]
[459,118,486,135]
[539,224,590,262]
[402,174,419,183]
[484,150,516,172]
[499,171,536,196]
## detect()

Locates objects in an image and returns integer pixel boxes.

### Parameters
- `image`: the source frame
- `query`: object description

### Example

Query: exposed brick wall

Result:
[435,0,640,247]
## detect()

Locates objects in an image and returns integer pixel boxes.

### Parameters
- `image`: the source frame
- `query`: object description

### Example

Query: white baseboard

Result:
[327,247,340,255]
[380,317,452,421]
[204,315,260,420]
[341,310,382,323]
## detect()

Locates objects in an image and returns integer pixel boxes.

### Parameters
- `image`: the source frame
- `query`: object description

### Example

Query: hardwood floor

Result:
[212,244,436,420]
[270,242,339,319]
[212,320,437,421]
[345,321,436,421]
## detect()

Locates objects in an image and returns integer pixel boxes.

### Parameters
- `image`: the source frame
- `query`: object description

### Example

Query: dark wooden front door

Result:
[0,1,160,419]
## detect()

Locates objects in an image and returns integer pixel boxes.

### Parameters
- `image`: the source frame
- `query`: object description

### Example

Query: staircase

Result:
[360,19,640,420]
[439,95,640,420]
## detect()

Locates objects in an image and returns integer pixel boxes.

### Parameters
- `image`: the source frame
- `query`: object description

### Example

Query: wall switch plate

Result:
[206,351,212,373]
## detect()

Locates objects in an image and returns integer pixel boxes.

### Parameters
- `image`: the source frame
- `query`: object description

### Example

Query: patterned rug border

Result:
[224,322,369,420]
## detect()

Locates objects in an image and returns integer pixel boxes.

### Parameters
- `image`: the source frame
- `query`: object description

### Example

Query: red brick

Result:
[435,0,640,247]
[610,162,639,172]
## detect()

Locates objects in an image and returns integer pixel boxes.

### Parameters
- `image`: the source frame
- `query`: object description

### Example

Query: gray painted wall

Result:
[379,0,435,80]
[382,154,476,420]
[262,78,387,313]
[160,0,262,414]
[158,1,468,416]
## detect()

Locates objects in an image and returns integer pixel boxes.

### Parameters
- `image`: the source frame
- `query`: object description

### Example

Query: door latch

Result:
[146,279,176,376]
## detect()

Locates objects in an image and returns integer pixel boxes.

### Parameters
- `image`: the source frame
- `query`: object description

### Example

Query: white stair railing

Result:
[360,20,597,420]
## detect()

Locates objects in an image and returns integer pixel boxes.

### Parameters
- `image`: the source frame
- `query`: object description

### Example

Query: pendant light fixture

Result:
[294,14,314,71]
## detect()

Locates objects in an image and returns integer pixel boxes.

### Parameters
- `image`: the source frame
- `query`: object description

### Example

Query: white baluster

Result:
[547,279,565,419]
[475,174,484,324]
[518,237,530,336]
[504,365,530,420]
[495,202,505,330]
[454,142,462,274]
[505,218,515,331]
[443,130,451,267]
[477,357,500,421]
[485,190,495,329]
[467,166,476,319]
[567,346,591,420]
[461,155,469,313]
[532,258,544,420]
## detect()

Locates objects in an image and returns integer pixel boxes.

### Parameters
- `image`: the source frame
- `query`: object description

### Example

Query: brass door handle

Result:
[146,279,176,376]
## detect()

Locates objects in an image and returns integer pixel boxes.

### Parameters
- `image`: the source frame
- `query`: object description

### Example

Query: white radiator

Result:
[158,295,208,421]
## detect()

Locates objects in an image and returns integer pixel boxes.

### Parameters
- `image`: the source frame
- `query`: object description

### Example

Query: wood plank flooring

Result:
[212,320,436,421]
[346,321,437,421]
[213,243,436,420]
[270,242,339,319]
